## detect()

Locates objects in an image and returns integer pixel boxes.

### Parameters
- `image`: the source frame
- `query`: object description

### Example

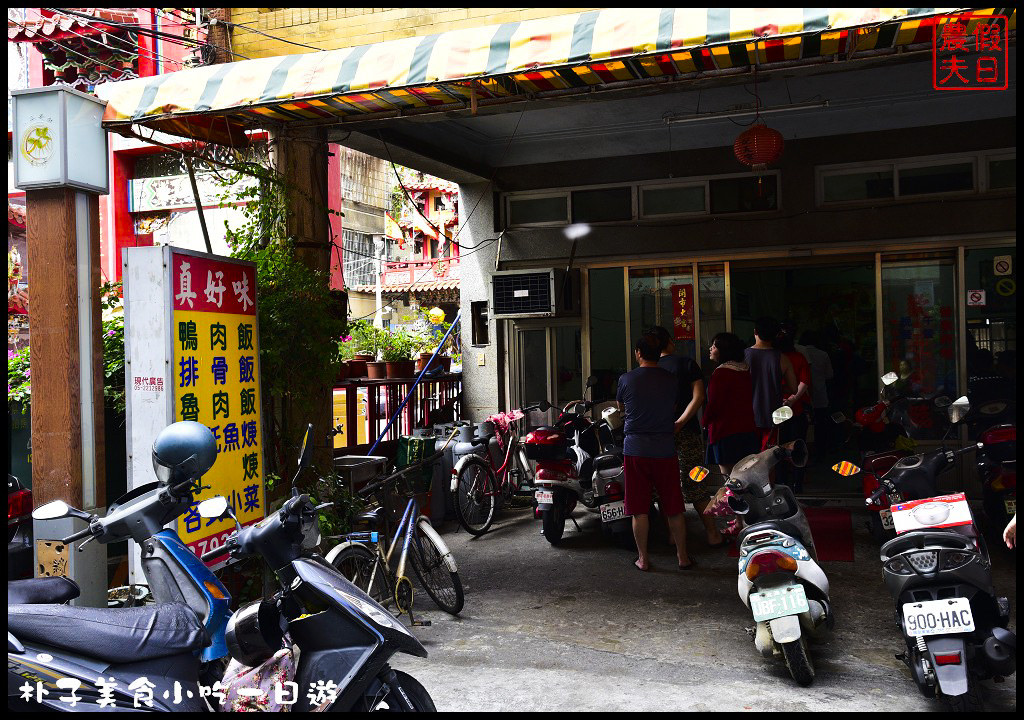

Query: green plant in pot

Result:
[382,329,417,378]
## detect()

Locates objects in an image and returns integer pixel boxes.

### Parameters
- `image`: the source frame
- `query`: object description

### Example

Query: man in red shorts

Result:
[616,333,692,571]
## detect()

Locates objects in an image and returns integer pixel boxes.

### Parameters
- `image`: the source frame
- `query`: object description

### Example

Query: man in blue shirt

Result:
[617,333,692,571]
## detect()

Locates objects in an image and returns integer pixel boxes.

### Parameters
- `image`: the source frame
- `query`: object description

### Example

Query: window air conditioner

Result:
[490,268,580,318]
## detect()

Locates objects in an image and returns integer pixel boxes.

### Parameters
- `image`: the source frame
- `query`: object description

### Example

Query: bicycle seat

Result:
[357,507,386,529]
[469,435,491,447]
[8,602,208,663]
[8,577,80,605]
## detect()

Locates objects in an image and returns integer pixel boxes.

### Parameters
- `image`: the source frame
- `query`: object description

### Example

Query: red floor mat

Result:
[727,507,854,562]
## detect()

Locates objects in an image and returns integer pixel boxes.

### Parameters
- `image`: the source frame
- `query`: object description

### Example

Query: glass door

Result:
[628,265,697,361]
[514,322,582,429]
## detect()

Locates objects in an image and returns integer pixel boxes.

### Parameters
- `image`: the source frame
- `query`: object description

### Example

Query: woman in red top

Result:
[703,332,759,476]
[776,323,812,492]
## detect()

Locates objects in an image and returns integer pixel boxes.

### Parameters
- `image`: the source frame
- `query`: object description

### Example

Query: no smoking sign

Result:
[967,290,986,306]
[993,255,1012,276]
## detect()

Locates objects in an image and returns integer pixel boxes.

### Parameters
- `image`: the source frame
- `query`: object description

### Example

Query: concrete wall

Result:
[229,8,599,57]
[490,118,1015,267]
[457,182,502,421]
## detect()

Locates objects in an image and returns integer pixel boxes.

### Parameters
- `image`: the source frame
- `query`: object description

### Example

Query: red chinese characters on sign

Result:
[671,284,695,340]
[133,377,165,392]
[933,15,1008,90]
[172,252,257,316]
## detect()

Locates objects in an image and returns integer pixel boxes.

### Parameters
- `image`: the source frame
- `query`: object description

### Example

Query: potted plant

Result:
[414,307,453,373]
[382,329,417,378]
[335,332,356,382]
[348,320,378,377]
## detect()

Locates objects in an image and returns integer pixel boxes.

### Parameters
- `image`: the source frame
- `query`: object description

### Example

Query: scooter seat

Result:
[593,454,622,472]
[8,602,209,663]
[738,520,807,548]
[7,577,80,605]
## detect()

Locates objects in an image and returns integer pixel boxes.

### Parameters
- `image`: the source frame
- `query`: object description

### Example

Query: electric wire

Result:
[21,14,188,72]
[8,17,125,75]
[47,8,251,60]
[220,19,324,52]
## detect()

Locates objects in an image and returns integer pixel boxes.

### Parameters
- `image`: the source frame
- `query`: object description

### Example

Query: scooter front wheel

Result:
[354,670,437,712]
[780,637,815,686]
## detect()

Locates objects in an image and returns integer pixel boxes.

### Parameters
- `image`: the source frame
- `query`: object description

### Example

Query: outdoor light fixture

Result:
[563,223,591,241]
[11,86,109,193]
[663,100,830,125]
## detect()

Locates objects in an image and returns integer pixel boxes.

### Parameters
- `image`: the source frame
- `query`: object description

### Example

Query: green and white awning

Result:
[95,7,1013,145]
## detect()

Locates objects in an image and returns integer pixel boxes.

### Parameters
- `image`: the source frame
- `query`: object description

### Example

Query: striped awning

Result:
[95,8,1013,145]
[353,279,460,294]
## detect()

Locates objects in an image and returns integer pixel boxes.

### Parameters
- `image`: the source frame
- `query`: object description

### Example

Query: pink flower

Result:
[341,335,353,343]
[106,330,116,337]
[24,369,30,377]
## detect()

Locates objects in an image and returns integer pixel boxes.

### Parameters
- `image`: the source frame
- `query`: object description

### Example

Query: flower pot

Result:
[386,360,416,379]
[415,353,433,373]
[366,361,387,380]
[335,361,350,383]
[439,355,452,373]
[416,353,452,373]
[350,354,374,377]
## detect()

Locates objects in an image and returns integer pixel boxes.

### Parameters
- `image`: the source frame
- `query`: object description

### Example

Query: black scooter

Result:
[867,397,1016,711]
[8,424,435,712]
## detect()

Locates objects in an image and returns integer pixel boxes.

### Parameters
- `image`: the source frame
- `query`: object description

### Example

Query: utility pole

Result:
[374,235,385,329]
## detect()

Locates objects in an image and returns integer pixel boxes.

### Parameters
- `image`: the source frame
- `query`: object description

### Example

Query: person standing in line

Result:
[745,316,797,451]
[648,326,722,548]
[703,332,760,477]
[616,333,692,571]
[776,323,812,492]
[796,330,834,462]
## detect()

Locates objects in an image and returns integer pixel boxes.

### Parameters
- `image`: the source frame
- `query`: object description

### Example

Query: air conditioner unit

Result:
[491,268,580,319]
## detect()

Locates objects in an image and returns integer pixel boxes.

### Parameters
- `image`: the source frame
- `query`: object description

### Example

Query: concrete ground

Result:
[393,503,1017,712]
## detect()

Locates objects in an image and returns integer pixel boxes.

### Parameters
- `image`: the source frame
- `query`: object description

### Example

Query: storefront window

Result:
[964,246,1016,380]
[588,267,626,402]
[698,264,727,379]
[628,266,696,362]
[554,326,583,406]
[881,257,957,399]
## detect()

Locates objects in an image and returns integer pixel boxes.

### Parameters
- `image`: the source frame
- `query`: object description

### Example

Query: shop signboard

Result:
[124,246,265,569]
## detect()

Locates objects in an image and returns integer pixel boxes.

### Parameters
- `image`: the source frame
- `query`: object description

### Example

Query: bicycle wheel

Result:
[454,459,497,536]
[409,519,464,615]
[331,544,390,607]
[514,443,535,492]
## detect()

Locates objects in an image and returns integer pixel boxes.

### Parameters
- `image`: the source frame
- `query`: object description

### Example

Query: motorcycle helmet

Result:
[152,421,218,484]
[225,598,284,667]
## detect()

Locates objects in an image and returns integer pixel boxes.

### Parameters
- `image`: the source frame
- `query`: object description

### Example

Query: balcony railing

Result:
[380,257,460,287]
[332,373,462,457]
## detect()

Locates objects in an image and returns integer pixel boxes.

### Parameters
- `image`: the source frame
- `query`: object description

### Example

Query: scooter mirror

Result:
[198,496,229,520]
[933,396,952,409]
[538,400,552,412]
[881,372,899,386]
[772,405,794,425]
[299,423,314,469]
[32,500,72,521]
[978,401,1008,416]
[586,375,597,388]
[830,411,847,424]
[831,460,861,477]
[948,396,971,424]
[689,466,710,483]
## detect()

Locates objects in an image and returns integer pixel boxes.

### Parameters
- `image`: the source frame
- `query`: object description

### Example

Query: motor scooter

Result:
[832,372,951,544]
[696,421,833,686]
[841,397,1016,711]
[962,377,1016,543]
[7,474,32,580]
[8,423,434,712]
[526,377,632,546]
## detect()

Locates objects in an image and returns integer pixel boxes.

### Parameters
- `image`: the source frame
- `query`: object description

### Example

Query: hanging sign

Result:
[125,246,265,568]
[671,283,695,340]
[967,290,986,307]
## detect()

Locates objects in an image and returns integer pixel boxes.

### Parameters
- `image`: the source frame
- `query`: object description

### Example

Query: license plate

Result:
[600,501,625,523]
[535,489,554,505]
[902,598,975,636]
[1006,499,1016,516]
[880,508,895,531]
[750,584,809,623]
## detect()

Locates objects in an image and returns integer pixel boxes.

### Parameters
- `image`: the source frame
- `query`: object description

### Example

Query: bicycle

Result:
[329,443,464,624]
[451,402,547,536]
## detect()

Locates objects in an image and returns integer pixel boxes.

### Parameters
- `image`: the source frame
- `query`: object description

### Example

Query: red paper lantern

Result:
[733,122,784,171]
